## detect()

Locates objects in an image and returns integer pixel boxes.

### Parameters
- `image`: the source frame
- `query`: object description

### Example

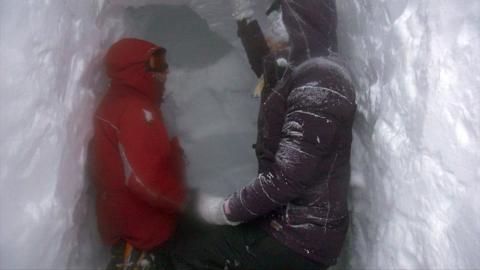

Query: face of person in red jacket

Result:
[148,49,170,104]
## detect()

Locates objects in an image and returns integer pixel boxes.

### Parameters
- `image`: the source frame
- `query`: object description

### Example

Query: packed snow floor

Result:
[0,0,479,269]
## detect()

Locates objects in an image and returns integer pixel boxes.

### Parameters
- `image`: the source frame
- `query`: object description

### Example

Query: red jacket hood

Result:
[105,38,162,101]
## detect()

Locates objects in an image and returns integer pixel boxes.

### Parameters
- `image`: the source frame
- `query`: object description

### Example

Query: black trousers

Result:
[154,216,327,270]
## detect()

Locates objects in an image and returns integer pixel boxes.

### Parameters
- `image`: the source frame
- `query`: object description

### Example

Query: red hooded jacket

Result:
[92,38,185,250]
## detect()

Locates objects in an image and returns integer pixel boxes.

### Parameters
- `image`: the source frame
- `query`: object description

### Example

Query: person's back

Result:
[92,38,185,253]
[245,56,356,263]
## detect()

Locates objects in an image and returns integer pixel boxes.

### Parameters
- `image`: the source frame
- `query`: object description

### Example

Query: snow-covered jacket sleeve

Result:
[225,81,340,223]
[118,102,185,212]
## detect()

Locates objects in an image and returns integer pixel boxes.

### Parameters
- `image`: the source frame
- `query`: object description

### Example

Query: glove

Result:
[197,193,240,226]
[231,0,254,20]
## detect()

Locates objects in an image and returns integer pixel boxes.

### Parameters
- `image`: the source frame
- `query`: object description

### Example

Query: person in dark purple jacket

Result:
[156,1,357,269]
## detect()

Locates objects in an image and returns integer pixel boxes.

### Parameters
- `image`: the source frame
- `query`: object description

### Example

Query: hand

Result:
[197,193,240,226]
[231,0,254,20]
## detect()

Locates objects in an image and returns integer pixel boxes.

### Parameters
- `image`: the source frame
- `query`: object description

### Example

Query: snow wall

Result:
[0,0,479,269]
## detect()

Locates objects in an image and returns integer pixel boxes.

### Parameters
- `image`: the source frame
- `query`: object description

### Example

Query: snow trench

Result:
[0,0,479,269]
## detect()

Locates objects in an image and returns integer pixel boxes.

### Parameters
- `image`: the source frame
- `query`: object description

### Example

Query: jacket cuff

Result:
[224,194,256,223]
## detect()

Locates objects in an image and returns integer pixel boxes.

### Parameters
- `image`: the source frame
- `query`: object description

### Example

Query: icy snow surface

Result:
[337,1,480,268]
[0,0,479,269]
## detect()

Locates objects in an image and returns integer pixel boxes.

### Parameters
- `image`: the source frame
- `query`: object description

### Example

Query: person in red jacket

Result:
[92,38,186,270]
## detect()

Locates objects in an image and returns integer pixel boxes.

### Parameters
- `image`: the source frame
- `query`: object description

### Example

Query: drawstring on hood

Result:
[105,38,164,102]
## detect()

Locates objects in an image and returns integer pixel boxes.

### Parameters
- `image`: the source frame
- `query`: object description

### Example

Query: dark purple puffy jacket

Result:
[226,0,357,265]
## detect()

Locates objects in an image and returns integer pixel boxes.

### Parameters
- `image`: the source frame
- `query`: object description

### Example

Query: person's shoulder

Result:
[294,56,353,86]
[294,57,355,101]
[287,57,356,119]
[99,91,154,122]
